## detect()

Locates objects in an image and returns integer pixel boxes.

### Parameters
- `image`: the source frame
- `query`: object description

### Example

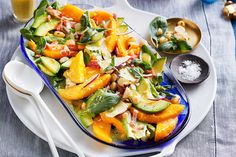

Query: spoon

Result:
[3,60,85,157]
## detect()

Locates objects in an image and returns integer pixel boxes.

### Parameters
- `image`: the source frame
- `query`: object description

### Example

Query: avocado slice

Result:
[152,57,167,74]
[122,111,154,141]
[137,78,153,98]
[79,111,94,128]
[34,19,60,36]
[134,99,171,113]
[32,12,48,28]
[40,56,60,74]
[38,63,55,76]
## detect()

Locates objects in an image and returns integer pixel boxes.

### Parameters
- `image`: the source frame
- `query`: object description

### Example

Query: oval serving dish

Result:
[20,4,190,149]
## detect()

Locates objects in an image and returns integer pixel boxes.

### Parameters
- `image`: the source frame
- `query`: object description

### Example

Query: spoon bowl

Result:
[3,61,44,94]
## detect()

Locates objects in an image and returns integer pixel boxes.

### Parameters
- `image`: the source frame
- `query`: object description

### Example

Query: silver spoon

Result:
[3,60,85,157]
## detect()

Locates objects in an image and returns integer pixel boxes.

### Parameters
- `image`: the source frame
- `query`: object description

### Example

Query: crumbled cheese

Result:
[178,60,201,81]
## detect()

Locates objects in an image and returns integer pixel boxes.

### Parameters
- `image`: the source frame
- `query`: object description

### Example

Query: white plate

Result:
[6,0,217,156]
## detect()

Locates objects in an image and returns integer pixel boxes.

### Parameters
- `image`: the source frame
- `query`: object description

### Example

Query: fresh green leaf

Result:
[152,73,163,85]
[149,82,159,98]
[149,16,168,45]
[20,28,46,52]
[49,76,65,89]
[132,58,152,71]
[20,28,34,41]
[79,31,92,43]
[129,67,143,79]
[177,40,192,51]
[83,51,91,65]
[85,89,121,116]
[33,0,49,19]
[157,41,176,52]
[51,1,59,9]
[45,35,66,44]
[81,11,92,31]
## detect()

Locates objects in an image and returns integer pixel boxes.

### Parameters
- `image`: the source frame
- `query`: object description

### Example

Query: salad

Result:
[21,0,185,144]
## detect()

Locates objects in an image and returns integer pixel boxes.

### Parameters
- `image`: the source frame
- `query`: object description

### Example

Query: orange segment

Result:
[100,112,126,139]
[58,74,111,100]
[64,51,85,83]
[130,104,185,124]
[84,67,101,80]
[60,4,84,22]
[92,116,112,143]
[154,118,178,142]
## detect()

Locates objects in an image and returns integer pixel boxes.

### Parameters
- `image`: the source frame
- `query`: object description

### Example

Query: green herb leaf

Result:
[33,0,49,19]
[177,40,192,51]
[129,67,144,79]
[51,1,59,9]
[132,58,152,71]
[149,17,168,45]
[81,11,92,31]
[85,89,121,116]
[83,51,91,65]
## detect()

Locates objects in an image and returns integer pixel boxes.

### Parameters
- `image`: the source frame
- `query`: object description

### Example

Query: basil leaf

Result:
[132,58,152,71]
[45,35,66,44]
[152,73,163,85]
[83,51,91,65]
[86,89,121,116]
[149,17,168,45]
[51,1,59,9]
[35,37,46,53]
[81,11,92,31]
[20,28,34,41]
[33,0,48,19]
[157,41,176,52]
[20,28,46,53]
[129,67,143,79]
[177,40,192,51]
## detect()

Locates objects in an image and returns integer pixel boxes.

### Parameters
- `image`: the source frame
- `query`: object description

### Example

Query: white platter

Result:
[5,0,217,156]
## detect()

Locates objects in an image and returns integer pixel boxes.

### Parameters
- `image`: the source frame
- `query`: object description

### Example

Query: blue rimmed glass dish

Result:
[20,11,190,149]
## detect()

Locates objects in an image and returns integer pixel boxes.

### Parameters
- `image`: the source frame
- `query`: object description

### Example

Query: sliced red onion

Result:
[148,97,165,101]
[83,74,100,88]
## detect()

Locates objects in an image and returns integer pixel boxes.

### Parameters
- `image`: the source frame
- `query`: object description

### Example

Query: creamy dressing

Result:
[11,0,36,22]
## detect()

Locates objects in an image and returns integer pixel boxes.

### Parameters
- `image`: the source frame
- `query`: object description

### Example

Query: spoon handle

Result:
[29,97,60,157]
[32,93,85,157]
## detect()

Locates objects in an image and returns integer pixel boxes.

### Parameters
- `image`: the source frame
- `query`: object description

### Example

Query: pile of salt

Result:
[178,60,201,81]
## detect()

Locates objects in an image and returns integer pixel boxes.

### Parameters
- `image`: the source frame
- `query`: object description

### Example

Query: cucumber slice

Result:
[79,111,94,128]
[38,63,55,76]
[152,57,167,74]
[91,32,104,42]
[25,48,35,61]
[134,100,171,113]
[61,59,72,69]
[142,52,151,63]
[40,56,60,74]
[34,19,60,36]
[105,101,131,118]
[117,25,128,33]
[117,17,125,26]
[32,13,48,28]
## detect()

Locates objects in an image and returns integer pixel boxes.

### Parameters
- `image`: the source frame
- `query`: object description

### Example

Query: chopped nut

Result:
[59,57,69,63]
[177,20,185,27]
[111,73,118,82]
[156,28,163,36]
[65,78,76,88]
[171,95,181,104]
[110,82,117,91]
[159,36,168,44]
[54,31,65,38]
[117,77,131,87]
